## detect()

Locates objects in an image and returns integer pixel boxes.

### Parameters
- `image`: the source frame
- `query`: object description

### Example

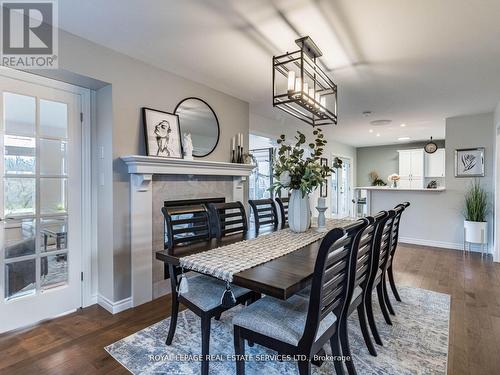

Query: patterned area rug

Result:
[105,287,450,375]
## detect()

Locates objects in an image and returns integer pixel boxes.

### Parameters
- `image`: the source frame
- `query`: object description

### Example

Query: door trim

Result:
[0,67,94,309]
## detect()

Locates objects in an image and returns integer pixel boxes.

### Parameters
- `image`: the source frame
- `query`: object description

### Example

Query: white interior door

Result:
[0,74,83,333]
[331,156,352,218]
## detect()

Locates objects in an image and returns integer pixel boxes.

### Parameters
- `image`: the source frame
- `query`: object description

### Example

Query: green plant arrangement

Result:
[369,171,387,186]
[270,128,334,197]
[464,180,488,222]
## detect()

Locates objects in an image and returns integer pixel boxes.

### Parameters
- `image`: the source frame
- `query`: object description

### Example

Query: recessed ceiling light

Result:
[376,133,381,137]
[369,129,373,133]
[370,119,392,126]
[400,123,406,127]
[363,111,372,117]
[398,137,411,141]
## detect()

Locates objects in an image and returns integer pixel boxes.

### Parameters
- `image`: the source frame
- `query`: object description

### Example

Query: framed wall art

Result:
[142,107,183,158]
[455,147,485,177]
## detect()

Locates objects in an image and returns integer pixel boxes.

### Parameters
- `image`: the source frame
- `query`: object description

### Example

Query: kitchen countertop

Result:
[354,186,446,192]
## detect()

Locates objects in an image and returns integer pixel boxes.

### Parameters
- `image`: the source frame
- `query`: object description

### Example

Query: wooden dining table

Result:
[155,225,325,301]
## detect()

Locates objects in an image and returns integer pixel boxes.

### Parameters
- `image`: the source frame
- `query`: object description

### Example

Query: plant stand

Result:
[463,226,487,257]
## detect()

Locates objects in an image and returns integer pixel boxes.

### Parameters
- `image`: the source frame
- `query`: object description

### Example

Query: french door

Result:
[331,156,352,218]
[0,73,83,333]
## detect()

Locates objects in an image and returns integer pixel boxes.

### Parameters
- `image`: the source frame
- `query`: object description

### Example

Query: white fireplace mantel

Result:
[120,155,255,308]
[121,155,255,177]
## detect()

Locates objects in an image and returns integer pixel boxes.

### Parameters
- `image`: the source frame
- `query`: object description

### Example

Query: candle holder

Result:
[316,205,328,232]
[231,149,236,163]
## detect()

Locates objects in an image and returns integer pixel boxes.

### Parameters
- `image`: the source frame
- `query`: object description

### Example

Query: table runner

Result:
[179,218,353,283]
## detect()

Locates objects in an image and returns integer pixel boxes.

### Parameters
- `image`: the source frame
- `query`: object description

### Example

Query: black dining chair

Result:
[385,202,410,307]
[248,198,279,231]
[336,213,385,375]
[232,218,369,375]
[161,204,255,375]
[364,210,396,347]
[208,201,248,239]
[275,196,289,229]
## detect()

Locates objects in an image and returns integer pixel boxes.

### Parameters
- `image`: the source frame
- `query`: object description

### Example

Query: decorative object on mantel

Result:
[272,36,338,126]
[388,173,400,188]
[369,171,387,186]
[231,133,245,163]
[463,180,488,256]
[455,147,485,177]
[316,197,328,231]
[319,157,328,197]
[270,128,333,232]
[174,97,220,157]
[424,136,438,154]
[142,107,182,158]
[182,133,194,160]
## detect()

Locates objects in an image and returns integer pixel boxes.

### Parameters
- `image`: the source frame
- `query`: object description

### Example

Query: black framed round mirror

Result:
[174,97,220,157]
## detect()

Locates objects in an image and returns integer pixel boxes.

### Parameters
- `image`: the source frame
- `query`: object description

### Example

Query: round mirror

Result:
[174,97,220,157]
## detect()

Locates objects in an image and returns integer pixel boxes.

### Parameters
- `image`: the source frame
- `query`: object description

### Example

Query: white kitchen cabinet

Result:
[398,149,424,188]
[425,148,446,177]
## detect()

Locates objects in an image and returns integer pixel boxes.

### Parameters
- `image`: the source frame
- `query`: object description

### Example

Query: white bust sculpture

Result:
[183,133,194,160]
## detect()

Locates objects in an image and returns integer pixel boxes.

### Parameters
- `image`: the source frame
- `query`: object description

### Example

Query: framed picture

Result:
[455,148,485,177]
[320,157,328,197]
[142,107,183,158]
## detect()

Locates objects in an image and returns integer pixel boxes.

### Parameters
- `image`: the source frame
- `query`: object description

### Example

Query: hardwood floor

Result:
[1,244,499,374]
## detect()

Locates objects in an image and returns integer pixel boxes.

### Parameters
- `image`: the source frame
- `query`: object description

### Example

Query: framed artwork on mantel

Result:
[455,147,485,177]
[142,107,183,158]
[320,157,328,197]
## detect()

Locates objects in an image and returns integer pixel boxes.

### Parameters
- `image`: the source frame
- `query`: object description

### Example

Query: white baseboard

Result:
[399,236,489,254]
[98,294,132,314]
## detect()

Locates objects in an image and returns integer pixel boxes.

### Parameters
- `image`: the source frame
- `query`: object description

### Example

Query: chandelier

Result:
[272,36,338,126]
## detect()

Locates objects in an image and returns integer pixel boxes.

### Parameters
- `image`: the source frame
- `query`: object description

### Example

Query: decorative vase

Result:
[391,180,398,188]
[288,189,311,233]
[464,220,487,244]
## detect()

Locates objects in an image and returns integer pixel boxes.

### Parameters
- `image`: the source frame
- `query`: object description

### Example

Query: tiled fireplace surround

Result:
[122,156,254,307]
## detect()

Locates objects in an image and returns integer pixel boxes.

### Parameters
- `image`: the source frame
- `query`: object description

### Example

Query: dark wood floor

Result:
[1,244,499,374]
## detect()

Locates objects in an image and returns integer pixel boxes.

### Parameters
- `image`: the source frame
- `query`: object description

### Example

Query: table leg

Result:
[165,264,179,345]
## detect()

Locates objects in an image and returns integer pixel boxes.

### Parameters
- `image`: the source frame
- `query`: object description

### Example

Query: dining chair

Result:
[248,198,279,231]
[208,201,248,239]
[364,210,396,347]
[232,218,369,375]
[161,204,255,375]
[336,213,385,375]
[386,202,410,306]
[162,204,212,254]
[275,196,289,229]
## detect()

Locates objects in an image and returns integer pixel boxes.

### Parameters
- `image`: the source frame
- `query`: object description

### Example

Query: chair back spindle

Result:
[249,199,279,231]
[208,202,248,239]
[275,197,289,229]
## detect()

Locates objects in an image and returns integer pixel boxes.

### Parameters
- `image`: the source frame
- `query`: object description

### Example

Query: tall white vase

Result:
[288,189,311,233]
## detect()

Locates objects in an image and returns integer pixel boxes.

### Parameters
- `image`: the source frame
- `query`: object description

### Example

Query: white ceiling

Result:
[59,0,500,147]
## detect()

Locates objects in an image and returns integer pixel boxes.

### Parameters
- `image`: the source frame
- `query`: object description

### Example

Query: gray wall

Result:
[357,140,445,187]
[368,112,495,252]
[48,30,250,302]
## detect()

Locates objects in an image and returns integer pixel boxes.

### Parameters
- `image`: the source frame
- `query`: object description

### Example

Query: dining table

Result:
[156,219,354,307]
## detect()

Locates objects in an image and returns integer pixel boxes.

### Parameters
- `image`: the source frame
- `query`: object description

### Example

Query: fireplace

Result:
[121,155,255,307]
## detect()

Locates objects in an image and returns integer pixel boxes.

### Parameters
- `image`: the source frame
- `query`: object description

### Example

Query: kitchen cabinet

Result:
[398,149,424,189]
[425,148,446,177]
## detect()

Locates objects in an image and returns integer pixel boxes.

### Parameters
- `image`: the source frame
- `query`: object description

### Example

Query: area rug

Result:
[105,286,450,375]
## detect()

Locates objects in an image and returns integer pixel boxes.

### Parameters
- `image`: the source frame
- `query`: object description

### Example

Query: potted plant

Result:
[369,171,387,186]
[464,180,488,244]
[270,128,333,232]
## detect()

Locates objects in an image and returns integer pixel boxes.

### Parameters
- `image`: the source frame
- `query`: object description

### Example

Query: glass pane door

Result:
[0,73,83,333]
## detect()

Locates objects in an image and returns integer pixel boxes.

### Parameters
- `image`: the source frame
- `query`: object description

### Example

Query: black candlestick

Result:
[231,149,236,163]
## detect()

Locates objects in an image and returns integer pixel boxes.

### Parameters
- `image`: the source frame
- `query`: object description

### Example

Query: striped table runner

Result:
[179,218,354,283]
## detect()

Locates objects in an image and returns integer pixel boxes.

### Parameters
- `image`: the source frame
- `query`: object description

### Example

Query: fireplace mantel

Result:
[121,155,255,177]
[121,155,255,309]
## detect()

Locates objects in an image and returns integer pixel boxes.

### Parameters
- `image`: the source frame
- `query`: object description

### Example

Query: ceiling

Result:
[59,0,500,147]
